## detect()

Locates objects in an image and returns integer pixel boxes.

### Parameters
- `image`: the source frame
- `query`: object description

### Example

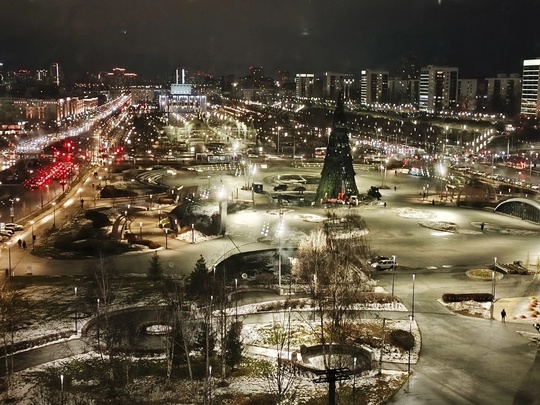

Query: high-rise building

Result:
[388,78,408,104]
[419,65,458,113]
[36,69,49,82]
[400,54,419,80]
[486,73,521,115]
[295,73,314,99]
[323,72,353,100]
[277,70,291,86]
[458,79,478,111]
[50,62,61,86]
[360,70,388,105]
[520,58,540,117]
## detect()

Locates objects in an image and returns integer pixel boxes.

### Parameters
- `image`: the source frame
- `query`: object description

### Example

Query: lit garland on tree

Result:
[315,93,359,202]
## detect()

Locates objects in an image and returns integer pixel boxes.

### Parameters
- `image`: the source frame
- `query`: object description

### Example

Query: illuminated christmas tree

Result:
[316,93,359,202]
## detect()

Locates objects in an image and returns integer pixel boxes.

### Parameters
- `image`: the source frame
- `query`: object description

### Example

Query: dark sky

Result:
[2,0,540,80]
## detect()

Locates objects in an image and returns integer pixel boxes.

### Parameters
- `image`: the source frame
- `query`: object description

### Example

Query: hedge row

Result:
[0,330,73,355]
[442,293,493,303]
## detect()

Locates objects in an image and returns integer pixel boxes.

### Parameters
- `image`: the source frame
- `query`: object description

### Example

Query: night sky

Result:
[2,0,540,80]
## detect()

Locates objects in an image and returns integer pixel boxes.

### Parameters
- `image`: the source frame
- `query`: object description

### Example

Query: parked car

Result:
[370,258,397,271]
[368,255,390,265]
[0,231,12,239]
[5,223,23,231]
[0,227,14,235]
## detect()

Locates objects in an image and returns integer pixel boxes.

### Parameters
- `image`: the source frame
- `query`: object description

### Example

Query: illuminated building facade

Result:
[520,58,540,117]
[295,73,314,99]
[360,70,389,105]
[419,65,458,112]
[158,69,207,113]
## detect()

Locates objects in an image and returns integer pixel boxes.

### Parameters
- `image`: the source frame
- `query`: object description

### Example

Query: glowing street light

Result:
[9,197,20,223]
[439,165,446,200]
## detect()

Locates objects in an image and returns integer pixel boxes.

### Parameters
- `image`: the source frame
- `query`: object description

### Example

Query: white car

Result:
[5,223,24,231]
[371,259,397,271]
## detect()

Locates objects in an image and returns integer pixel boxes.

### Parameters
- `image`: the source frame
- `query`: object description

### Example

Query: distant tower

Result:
[50,62,61,86]
[316,93,359,202]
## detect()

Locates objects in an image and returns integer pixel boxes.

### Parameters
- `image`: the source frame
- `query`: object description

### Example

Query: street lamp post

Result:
[74,287,78,335]
[7,241,12,277]
[96,298,100,350]
[412,274,416,320]
[439,165,446,200]
[492,257,497,299]
[276,211,284,295]
[208,365,213,405]
[30,220,35,251]
[391,255,396,297]
[408,314,413,373]
[353,357,357,403]
[235,278,238,322]
[165,228,168,249]
[191,223,195,244]
[60,374,64,405]
[52,202,57,228]
[491,153,497,185]
[9,198,19,223]
[139,222,143,239]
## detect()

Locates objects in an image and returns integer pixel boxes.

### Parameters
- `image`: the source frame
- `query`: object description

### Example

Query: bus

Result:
[314,147,327,159]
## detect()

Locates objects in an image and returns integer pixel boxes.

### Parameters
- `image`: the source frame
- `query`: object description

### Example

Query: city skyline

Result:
[2,0,540,80]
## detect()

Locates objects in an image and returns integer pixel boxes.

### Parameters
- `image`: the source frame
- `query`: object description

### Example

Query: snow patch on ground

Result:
[438,299,492,319]
[395,207,436,219]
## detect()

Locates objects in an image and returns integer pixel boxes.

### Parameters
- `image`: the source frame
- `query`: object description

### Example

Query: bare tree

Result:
[264,310,299,405]
[161,276,197,384]
[85,255,119,366]
[292,211,374,369]
[0,278,26,399]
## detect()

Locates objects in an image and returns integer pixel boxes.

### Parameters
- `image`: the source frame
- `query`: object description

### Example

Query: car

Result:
[368,255,390,265]
[370,258,397,271]
[273,184,288,191]
[0,228,14,236]
[0,232,12,239]
[5,223,24,231]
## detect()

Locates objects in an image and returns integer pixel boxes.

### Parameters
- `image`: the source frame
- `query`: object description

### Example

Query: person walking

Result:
[501,308,507,322]
[22,240,27,250]
[17,239,22,248]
